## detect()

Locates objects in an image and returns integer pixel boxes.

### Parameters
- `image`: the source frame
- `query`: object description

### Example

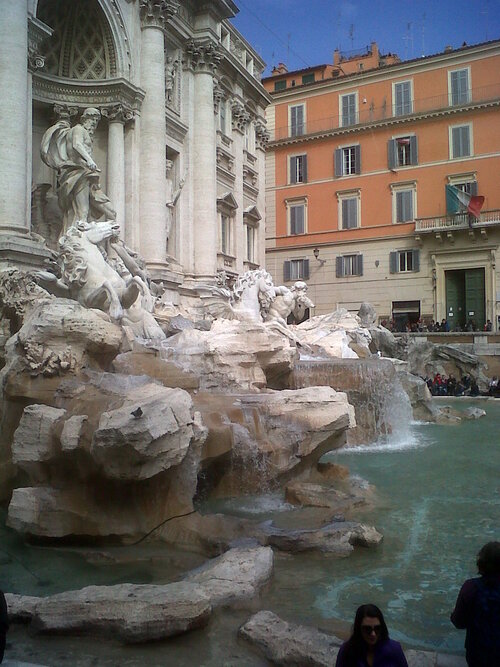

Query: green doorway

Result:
[445,268,485,331]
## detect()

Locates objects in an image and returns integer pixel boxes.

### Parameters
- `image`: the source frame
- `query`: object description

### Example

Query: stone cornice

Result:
[183,39,221,74]
[140,0,179,31]
[255,119,270,151]
[231,99,250,133]
[268,98,500,149]
[33,73,146,113]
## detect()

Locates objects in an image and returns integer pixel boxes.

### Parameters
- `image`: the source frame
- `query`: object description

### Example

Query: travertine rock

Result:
[91,383,204,480]
[6,582,211,643]
[263,519,383,556]
[285,481,367,512]
[162,318,298,391]
[11,405,66,478]
[184,546,273,607]
[295,309,372,359]
[239,610,342,666]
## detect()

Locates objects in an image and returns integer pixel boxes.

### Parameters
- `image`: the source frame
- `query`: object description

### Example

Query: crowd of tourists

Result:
[383,318,493,333]
[425,373,480,397]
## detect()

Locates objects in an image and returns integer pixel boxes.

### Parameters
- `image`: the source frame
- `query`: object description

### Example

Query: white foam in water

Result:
[337,428,431,454]
[220,493,294,515]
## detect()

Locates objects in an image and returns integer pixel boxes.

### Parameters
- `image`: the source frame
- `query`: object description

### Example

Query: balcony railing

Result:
[415,209,500,233]
[271,83,500,142]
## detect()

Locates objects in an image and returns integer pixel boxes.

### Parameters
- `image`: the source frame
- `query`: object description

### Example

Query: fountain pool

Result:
[2,399,499,664]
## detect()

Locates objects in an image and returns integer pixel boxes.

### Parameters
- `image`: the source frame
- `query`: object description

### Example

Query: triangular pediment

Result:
[217,192,238,211]
[243,205,261,223]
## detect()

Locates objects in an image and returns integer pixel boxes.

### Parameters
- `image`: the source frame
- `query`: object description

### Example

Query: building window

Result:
[450,124,471,158]
[447,174,478,196]
[390,249,420,273]
[391,184,416,223]
[284,259,309,281]
[393,80,413,116]
[287,199,307,235]
[290,104,305,136]
[336,254,363,277]
[449,68,470,106]
[220,214,231,254]
[337,191,360,230]
[290,154,308,184]
[334,145,361,176]
[302,73,315,85]
[388,136,418,168]
[245,224,255,263]
[274,79,286,92]
[340,92,357,127]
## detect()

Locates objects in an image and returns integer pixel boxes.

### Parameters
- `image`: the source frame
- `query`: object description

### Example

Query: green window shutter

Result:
[336,256,344,278]
[410,135,418,165]
[303,259,310,280]
[355,144,361,174]
[274,80,286,92]
[470,181,478,196]
[283,261,291,281]
[302,155,308,183]
[334,149,342,177]
[356,254,363,276]
[389,251,398,274]
[290,157,297,184]
[388,139,397,169]
[413,249,420,272]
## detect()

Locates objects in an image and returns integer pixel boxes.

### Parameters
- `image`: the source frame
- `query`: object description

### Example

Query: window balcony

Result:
[270,83,500,143]
[415,209,500,234]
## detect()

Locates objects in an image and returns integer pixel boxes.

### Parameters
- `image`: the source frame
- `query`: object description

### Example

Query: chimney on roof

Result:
[371,41,379,58]
[333,49,340,65]
[271,62,288,76]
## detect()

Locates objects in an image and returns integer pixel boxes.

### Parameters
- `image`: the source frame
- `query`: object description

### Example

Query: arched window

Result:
[37,0,117,80]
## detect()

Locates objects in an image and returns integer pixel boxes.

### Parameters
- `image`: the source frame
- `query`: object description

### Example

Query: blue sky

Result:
[231,0,500,75]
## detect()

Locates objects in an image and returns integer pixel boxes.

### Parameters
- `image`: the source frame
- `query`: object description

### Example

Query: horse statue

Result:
[231,269,276,322]
[37,220,165,340]
[265,281,315,327]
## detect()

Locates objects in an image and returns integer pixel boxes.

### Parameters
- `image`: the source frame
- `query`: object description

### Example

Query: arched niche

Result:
[35,0,131,80]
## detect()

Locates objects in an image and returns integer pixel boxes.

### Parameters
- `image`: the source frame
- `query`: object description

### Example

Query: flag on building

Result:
[446,184,485,219]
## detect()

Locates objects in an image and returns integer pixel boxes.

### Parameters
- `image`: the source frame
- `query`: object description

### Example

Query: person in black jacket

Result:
[0,590,8,664]
[451,542,500,666]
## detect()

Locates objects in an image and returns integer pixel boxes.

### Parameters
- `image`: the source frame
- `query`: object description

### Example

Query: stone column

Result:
[102,105,134,237]
[0,0,29,234]
[255,119,270,268]
[138,0,178,272]
[231,100,249,274]
[185,39,221,280]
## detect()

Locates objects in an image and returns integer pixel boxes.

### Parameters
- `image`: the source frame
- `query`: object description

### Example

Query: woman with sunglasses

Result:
[335,604,408,667]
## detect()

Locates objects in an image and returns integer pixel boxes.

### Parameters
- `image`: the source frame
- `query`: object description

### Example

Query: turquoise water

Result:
[2,399,499,664]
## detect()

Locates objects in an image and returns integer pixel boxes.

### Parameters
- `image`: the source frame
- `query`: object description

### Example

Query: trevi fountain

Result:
[0,103,498,666]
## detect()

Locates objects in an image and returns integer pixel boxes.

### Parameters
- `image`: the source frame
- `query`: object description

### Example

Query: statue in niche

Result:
[165,56,178,107]
[41,107,116,234]
[265,281,315,326]
[166,159,185,249]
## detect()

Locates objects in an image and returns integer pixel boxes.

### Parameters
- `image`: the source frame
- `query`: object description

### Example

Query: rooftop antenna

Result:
[349,24,354,49]
[287,32,291,64]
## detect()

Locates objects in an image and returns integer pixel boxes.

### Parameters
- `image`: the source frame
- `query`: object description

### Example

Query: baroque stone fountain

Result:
[0,110,474,662]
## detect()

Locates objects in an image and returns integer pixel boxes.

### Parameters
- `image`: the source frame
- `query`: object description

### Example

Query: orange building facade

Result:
[263,40,500,331]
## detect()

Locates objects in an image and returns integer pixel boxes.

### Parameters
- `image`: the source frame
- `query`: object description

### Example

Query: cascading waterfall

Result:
[290,357,413,446]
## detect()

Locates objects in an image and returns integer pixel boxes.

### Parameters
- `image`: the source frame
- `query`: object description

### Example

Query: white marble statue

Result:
[265,281,315,327]
[38,220,165,340]
[231,269,276,323]
[166,159,185,246]
[41,108,116,234]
